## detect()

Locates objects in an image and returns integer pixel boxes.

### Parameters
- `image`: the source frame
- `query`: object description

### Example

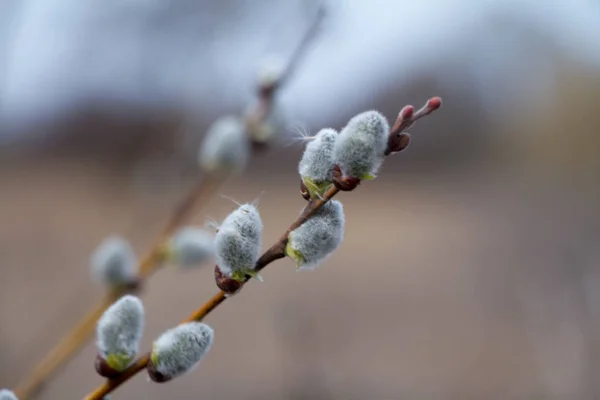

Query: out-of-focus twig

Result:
[13,8,326,400]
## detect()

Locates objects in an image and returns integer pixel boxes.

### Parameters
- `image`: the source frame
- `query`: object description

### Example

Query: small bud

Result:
[285,200,345,270]
[214,204,263,287]
[0,389,18,400]
[333,110,389,181]
[300,178,310,201]
[166,227,215,268]
[148,322,214,382]
[214,265,243,295]
[94,354,121,379]
[96,295,144,375]
[199,116,250,176]
[298,128,338,199]
[332,164,360,192]
[90,236,138,287]
[385,132,411,155]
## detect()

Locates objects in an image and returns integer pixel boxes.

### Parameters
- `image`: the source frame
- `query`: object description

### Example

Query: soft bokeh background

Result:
[1,0,600,399]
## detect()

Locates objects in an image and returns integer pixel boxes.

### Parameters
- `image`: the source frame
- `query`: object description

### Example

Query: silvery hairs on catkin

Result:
[215,203,262,278]
[96,295,144,370]
[150,322,214,380]
[333,110,389,179]
[298,128,338,197]
[287,199,345,270]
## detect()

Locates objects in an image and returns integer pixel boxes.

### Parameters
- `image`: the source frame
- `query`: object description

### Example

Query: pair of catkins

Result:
[95,295,213,383]
[90,227,216,288]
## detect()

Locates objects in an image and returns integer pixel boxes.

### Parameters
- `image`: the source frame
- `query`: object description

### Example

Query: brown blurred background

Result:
[1,1,600,399]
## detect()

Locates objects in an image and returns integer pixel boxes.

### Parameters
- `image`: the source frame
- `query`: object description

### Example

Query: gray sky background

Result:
[1,0,599,142]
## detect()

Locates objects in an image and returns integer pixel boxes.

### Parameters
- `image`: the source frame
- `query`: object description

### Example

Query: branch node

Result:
[214,265,243,295]
[94,355,121,379]
[332,165,360,191]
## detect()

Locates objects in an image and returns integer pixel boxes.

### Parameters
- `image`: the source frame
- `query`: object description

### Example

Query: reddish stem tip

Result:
[427,96,442,111]
[400,105,414,120]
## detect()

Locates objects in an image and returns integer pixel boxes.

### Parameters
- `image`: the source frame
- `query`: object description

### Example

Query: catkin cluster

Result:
[95,295,214,383]
[84,97,440,398]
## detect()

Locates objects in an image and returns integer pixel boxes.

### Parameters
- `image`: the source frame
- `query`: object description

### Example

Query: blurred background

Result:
[1,0,600,399]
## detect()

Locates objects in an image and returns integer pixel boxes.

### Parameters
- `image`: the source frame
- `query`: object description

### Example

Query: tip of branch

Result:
[385,96,442,154]
[399,105,414,120]
[427,96,442,112]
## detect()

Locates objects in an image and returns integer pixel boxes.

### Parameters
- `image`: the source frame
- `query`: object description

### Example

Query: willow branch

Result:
[83,185,339,400]
[83,96,441,400]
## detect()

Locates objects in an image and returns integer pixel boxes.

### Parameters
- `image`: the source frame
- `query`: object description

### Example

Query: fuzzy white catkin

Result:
[90,236,138,286]
[151,322,214,379]
[298,128,338,186]
[169,227,215,268]
[287,200,345,270]
[0,389,18,400]
[96,295,144,371]
[333,110,389,179]
[215,204,262,278]
[198,116,249,175]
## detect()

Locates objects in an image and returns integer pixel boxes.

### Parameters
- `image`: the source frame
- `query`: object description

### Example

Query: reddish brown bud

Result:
[385,133,411,155]
[147,359,171,383]
[214,265,243,295]
[94,354,121,379]
[332,165,360,191]
[399,105,414,120]
[300,179,310,201]
[427,96,442,111]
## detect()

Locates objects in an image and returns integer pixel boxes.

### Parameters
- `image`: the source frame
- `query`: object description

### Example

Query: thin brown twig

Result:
[83,98,441,400]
